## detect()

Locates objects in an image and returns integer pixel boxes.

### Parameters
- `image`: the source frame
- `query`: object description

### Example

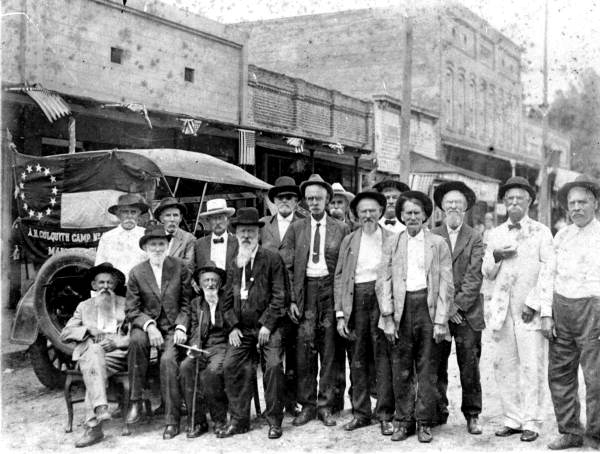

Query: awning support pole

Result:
[68,116,76,154]
[354,155,360,193]
[193,182,208,236]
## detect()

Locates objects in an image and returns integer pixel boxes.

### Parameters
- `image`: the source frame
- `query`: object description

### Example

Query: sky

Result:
[161,0,600,104]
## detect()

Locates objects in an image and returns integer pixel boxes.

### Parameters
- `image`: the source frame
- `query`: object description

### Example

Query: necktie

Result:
[508,223,521,231]
[245,262,252,286]
[213,237,224,244]
[312,223,321,264]
[384,219,396,226]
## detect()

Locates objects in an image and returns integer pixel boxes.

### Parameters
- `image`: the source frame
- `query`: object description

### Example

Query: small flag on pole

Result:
[238,129,255,165]
[286,137,304,154]
[178,118,202,135]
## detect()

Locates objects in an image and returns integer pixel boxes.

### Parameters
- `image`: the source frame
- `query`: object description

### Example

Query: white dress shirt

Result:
[379,217,406,234]
[95,225,146,281]
[277,213,293,241]
[240,246,259,300]
[355,228,383,283]
[406,229,427,291]
[206,298,218,325]
[210,232,228,271]
[144,258,186,333]
[447,223,462,251]
[306,214,329,277]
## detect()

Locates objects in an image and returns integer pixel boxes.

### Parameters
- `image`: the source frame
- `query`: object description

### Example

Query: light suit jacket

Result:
[169,228,196,270]
[376,229,454,341]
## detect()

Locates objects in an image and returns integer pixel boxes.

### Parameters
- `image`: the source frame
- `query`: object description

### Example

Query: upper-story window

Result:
[184,67,195,83]
[444,66,455,130]
[110,47,123,64]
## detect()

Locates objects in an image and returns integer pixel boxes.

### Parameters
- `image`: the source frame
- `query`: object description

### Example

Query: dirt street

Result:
[0,330,591,454]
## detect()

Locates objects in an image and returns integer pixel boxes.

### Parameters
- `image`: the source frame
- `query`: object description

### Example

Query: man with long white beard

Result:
[125,225,192,439]
[220,207,287,439]
[60,263,129,448]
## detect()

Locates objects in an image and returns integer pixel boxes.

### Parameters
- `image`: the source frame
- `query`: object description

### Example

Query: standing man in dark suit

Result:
[125,225,192,439]
[194,198,237,274]
[260,176,304,415]
[432,181,485,435]
[154,197,196,270]
[219,208,287,439]
[281,174,351,427]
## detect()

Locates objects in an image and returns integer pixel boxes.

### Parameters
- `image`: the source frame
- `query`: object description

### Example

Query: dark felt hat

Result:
[350,190,387,218]
[194,260,227,285]
[433,181,477,211]
[372,179,410,193]
[153,197,187,219]
[138,224,170,249]
[85,262,126,291]
[230,207,265,228]
[557,174,600,209]
[108,193,149,215]
[498,176,536,203]
[268,176,302,202]
[300,174,334,200]
[395,190,434,220]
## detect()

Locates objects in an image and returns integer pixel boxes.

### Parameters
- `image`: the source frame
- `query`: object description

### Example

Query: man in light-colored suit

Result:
[194,198,237,275]
[154,197,195,269]
[376,190,453,443]
[482,176,553,443]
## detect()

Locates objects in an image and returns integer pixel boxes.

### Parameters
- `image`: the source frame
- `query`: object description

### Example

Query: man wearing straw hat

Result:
[329,182,357,230]
[154,197,195,269]
[194,198,237,273]
[544,175,600,450]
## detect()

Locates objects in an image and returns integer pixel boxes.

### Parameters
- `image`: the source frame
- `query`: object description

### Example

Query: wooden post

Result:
[68,116,76,154]
[539,0,551,226]
[399,7,413,183]
[1,131,14,308]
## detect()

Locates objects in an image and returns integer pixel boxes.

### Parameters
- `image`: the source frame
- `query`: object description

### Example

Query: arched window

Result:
[444,65,454,130]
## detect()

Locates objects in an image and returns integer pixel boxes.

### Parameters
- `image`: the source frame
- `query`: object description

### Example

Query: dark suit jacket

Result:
[169,228,196,269]
[125,256,192,333]
[281,215,351,315]
[193,232,238,273]
[222,246,287,333]
[432,223,485,330]
[188,291,227,347]
[259,212,305,253]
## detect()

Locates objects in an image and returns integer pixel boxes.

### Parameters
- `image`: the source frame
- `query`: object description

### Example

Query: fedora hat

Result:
[300,174,334,200]
[350,190,386,218]
[230,207,265,228]
[433,181,477,211]
[108,193,149,215]
[85,262,126,293]
[198,198,236,218]
[395,190,434,220]
[268,176,302,202]
[194,260,227,285]
[331,182,355,203]
[139,224,170,249]
[557,174,600,209]
[372,179,410,193]
[153,197,187,219]
[498,176,536,203]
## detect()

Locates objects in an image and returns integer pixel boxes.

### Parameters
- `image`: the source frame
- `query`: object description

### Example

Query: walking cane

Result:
[190,310,204,431]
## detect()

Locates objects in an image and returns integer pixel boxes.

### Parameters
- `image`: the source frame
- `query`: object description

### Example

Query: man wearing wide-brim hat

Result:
[95,193,150,281]
[376,190,453,443]
[281,174,351,427]
[543,175,600,450]
[372,179,410,234]
[154,197,195,270]
[194,198,238,275]
[431,181,484,435]
[329,182,357,230]
[60,263,129,447]
[482,176,554,443]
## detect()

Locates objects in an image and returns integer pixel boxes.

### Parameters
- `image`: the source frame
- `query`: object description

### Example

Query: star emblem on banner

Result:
[17,163,59,221]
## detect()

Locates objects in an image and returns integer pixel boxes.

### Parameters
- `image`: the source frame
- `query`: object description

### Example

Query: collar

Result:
[149,259,164,269]
[362,225,382,239]
[447,223,462,234]
[407,229,425,241]
[277,213,293,223]
[212,232,227,240]
[508,215,529,228]
[311,213,327,227]
[576,217,600,232]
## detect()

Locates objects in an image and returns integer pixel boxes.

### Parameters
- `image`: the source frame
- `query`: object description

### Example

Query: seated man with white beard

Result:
[220,208,287,439]
[60,263,129,448]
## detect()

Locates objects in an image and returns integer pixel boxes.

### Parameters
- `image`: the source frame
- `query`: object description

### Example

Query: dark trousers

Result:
[128,327,182,425]
[280,315,299,410]
[296,276,337,411]
[179,343,228,426]
[393,289,440,425]
[549,293,600,440]
[347,281,381,419]
[374,328,396,423]
[224,328,284,427]
[436,319,482,420]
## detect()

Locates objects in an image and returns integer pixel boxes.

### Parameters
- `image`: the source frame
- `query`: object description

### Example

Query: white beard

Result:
[204,288,219,305]
[148,251,167,267]
[236,239,258,267]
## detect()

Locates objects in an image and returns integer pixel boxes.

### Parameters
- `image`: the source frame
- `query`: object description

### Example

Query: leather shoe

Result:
[213,420,227,435]
[94,405,111,422]
[495,426,522,437]
[216,422,249,438]
[380,420,394,436]
[391,425,409,442]
[268,425,282,439]
[467,416,482,435]
[343,417,371,431]
[548,434,584,450]
[163,424,180,440]
[187,422,208,438]
[75,425,104,448]
[292,407,316,426]
[520,430,539,442]
[417,425,433,443]
[317,409,336,427]
[126,401,144,425]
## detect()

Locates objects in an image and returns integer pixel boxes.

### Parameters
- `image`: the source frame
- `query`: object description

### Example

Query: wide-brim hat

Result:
[268,176,301,202]
[153,197,187,219]
[372,179,410,193]
[557,174,600,209]
[85,262,126,291]
[433,181,477,211]
[395,190,434,220]
[198,198,236,218]
[350,190,387,218]
[139,225,170,249]
[194,260,227,285]
[498,176,536,203]
[108,193,150,215]
[331,182,355,203]
[230,207,265,228]
[300,174,334,200]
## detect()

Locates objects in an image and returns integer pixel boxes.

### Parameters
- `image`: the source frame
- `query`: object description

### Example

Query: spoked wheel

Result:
[29,333,74,389]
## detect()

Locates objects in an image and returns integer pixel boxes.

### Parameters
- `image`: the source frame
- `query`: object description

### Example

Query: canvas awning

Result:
[5,85,71,122]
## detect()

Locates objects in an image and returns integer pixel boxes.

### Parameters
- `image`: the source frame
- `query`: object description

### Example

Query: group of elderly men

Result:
[61,171,600,450]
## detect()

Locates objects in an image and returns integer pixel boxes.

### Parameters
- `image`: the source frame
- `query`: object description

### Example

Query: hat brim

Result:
[350,191,387,218]
[557,181,600,209]
[373,180,410,193]
[194,266,227,285]
[332,191,354,203]
[108,202,149,215]
[433,181,477,210]
[198,207,236,218]
[231,220,265,228]
[154,201,187,219]
[85,263,126,292]
[139,232,170,249]
[395,191,434,220]
[268,185,302,202]
[498,183,536,203]
[300,180,334,200]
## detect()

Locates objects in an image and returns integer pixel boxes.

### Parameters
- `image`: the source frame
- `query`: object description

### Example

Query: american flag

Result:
[238,129,256,165]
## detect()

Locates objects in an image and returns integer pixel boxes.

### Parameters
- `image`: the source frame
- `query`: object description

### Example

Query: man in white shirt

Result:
[194,198,237,274]
[373,179,410,234]
[95,193,149,281]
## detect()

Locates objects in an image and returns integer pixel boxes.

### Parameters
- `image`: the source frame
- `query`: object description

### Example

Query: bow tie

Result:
[213,237,225,244]
[384,219,396,226]
[508,223,522,231]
